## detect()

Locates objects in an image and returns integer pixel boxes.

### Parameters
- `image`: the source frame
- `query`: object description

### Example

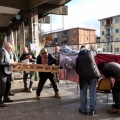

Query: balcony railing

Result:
[105,33,113,38]
[104,24,113,28]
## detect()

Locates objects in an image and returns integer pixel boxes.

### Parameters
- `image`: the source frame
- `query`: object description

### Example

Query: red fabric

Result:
[59,53,120,83]
[59,69,79,83]
[95,53,120,65]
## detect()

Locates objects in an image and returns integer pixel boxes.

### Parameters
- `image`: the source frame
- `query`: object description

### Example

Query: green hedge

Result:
[0,33,5,49]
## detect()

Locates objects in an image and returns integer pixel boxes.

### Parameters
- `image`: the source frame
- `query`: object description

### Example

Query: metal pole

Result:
[50,14,52,33]
[62,15,64,30]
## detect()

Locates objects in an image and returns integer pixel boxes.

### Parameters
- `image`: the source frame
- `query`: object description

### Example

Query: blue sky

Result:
[42,0,120,36]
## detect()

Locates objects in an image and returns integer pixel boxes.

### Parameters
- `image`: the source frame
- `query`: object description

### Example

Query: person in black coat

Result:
[75,45,101,115]
[98,62,120,115]
[20,47,36,92]
[36,48,61,100]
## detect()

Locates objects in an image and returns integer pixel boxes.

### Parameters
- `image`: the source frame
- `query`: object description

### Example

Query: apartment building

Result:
[44,27,97,51]
[99,14,120,54]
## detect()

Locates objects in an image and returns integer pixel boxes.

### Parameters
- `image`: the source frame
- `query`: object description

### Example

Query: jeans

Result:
[112,81,120,109]
[23,71,34,90]
[80,78,97,112]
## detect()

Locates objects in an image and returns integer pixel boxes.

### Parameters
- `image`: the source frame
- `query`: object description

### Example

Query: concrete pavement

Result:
[0,77,119,120]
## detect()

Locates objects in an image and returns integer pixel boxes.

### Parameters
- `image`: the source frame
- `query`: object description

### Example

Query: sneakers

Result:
[90,109,96,116]
[0,102,7,107]
[8,91,15,96]
[79,108,87,115]
[55,92,61,99]
[3,98,13,103]
[29,88,33,93]
[108,108,120,115]
[20,88,28,92]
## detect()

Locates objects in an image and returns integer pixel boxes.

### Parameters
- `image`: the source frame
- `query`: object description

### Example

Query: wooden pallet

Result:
[11,63,59,73]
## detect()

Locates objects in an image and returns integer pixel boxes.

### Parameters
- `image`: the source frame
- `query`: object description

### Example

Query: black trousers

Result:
[112,81,120,109]
[4,74,12,98]
[0,72,7,102]
[36,72,59,96]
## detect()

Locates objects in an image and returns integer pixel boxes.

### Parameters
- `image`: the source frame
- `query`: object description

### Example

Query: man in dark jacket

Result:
[75,45,101,115]
[20,47,36,92]
[0,42,16,107]
[36,48,61,100]
[98,62,120,115]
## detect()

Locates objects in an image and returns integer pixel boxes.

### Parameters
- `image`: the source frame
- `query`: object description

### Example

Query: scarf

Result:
[40,54,48,64]
[3,48,12,74]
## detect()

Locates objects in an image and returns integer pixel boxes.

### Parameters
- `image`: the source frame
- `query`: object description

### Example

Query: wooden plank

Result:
[11,63,59,73]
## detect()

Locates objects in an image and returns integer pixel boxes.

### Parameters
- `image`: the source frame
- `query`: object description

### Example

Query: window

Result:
[102,40,105,42]
[62,31,69,37]
[86,30,88,34]
[102,22,104,26]
[73,30,76,33]
[102,31,104,35]
[115,29,119,33]
[106,48,110,52]
[103,48,106,52]
[74,38,76,42]
[115,38,120,41]
[72,37,76,41]
[52,33,57,38]
[115,19,119,24]
[115,48,119,52]
[86,37,88,40]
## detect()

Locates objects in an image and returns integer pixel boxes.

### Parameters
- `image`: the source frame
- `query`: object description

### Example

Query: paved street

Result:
[0,75,119,120]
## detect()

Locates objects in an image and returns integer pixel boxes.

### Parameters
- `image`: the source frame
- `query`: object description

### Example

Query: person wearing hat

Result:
[36,48,61,100]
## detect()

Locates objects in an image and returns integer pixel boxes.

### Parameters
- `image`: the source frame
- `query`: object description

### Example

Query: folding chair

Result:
[96,78,113,103]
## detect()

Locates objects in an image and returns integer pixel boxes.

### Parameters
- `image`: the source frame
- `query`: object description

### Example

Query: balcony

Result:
[105,33,113,38]
[104,24,113,29]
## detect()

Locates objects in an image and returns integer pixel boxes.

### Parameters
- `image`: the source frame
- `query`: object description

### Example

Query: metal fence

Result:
[45,41,120,55]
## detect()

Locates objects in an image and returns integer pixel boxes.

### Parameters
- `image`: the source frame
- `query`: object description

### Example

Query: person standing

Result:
[8,50,17,96]
[20,47,36,92]
[75,45,101,116]
[49,46,60,86]
[36,48,61,100]
[0,42,16,107]
[52,46,60,65]
[98,62,120,115]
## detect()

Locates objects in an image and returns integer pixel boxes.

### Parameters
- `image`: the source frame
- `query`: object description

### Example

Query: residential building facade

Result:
[99,15,120,54]
[44,27,97,51]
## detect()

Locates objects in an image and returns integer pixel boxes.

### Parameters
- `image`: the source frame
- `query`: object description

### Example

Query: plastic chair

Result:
[97,78,113,103]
